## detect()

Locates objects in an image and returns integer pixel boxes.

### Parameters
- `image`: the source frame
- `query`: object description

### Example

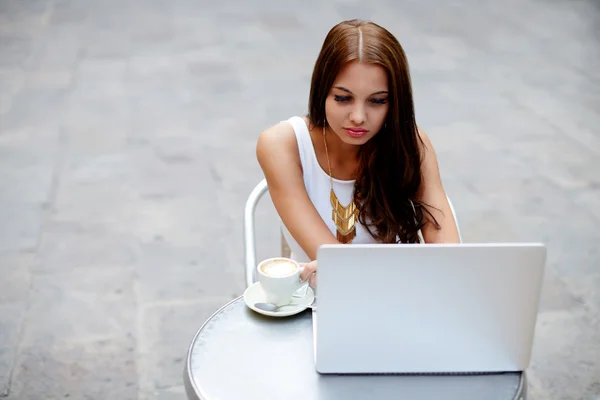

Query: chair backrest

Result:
[243,178,462,288]
[243,179,269,287]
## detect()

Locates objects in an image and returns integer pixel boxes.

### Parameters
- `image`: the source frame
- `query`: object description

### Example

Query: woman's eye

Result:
[370,98,388,105]
[334,95,351,102]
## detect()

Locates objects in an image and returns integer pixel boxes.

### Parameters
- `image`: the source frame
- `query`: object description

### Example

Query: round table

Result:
[184,297,527,400]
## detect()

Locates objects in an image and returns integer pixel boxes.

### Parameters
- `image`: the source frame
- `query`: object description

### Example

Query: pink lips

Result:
[344,128,369,138]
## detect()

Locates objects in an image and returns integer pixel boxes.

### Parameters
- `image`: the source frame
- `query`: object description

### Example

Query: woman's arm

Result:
[256,122,339,261]
[416,128,461,243]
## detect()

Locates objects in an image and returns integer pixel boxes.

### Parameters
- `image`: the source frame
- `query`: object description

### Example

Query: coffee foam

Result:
[260,258,298,277]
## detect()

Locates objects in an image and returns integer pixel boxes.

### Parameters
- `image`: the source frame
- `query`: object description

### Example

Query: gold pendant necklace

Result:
[323,125,359,244]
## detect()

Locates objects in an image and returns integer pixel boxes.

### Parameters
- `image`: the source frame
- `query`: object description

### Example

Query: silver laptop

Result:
[313,243,546,374]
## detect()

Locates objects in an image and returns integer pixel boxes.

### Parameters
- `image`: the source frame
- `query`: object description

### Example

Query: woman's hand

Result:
[300,260,318,288]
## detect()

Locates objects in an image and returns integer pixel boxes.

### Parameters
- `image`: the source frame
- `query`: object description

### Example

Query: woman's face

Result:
[324,61,389,146]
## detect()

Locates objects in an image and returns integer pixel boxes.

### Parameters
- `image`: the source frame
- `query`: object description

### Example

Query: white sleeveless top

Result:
[279,116,423,263]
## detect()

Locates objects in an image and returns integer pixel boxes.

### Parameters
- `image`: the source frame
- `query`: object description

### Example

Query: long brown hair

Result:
[308,19,439,243]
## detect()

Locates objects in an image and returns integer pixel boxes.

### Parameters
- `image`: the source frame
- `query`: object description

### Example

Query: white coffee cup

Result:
[257,257,308,306]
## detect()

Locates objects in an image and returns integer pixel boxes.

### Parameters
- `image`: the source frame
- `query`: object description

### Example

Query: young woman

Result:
[256,19,460,285]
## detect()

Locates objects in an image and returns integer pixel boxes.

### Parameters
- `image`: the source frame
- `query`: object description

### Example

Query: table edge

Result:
[184,296,243,400]
[513,371,527,400]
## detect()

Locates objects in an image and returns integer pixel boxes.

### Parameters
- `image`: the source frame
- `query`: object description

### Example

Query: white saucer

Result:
[243,282,315,318]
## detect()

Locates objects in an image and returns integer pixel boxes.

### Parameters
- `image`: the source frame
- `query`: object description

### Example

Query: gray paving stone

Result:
[129,156,220,201]
[0,206,44,253]
[130,196,229,247]
[1,90,68,136]
[0,252,33,305]
[140,385,187,400]
[0,68,24,116]
[510,88,600,159]
[138,298,231,394]
[528,311,600,400]
[572,187,600,224]
[37,221,137,273]
[538,267,586,314]
[136,238,242,304]
[0,35,33,68]
[52,181,138,230]
[6,267,137,399]
[23,69,73,90]
[20,267,136,347]
[24,29,82,72]
[0,303,25,397]
[7,337,137,400]
[47,0,88,26]
[0,122,60,159]
[569,274,600,323]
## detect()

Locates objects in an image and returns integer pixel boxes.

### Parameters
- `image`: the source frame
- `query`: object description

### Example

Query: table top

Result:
[184,297,526,400]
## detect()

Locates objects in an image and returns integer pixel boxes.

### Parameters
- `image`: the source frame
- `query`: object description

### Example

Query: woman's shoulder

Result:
[415,126,443,194]
[416,126,438,165]
[417,126,432,149]
[256,118,303,168]
[257,117,299,148]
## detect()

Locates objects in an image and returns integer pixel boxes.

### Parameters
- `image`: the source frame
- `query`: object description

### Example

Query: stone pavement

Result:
[0,0,599,399]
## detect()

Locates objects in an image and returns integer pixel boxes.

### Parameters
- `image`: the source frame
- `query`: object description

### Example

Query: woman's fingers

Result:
[300,260,318,287]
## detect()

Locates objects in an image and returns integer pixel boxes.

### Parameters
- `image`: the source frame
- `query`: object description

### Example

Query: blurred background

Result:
[0,0,599,399]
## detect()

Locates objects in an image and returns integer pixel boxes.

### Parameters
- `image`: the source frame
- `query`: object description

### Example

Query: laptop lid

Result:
[314,243,546,374]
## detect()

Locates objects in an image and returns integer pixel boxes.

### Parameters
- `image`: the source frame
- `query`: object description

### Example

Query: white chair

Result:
[243,178,462,288]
